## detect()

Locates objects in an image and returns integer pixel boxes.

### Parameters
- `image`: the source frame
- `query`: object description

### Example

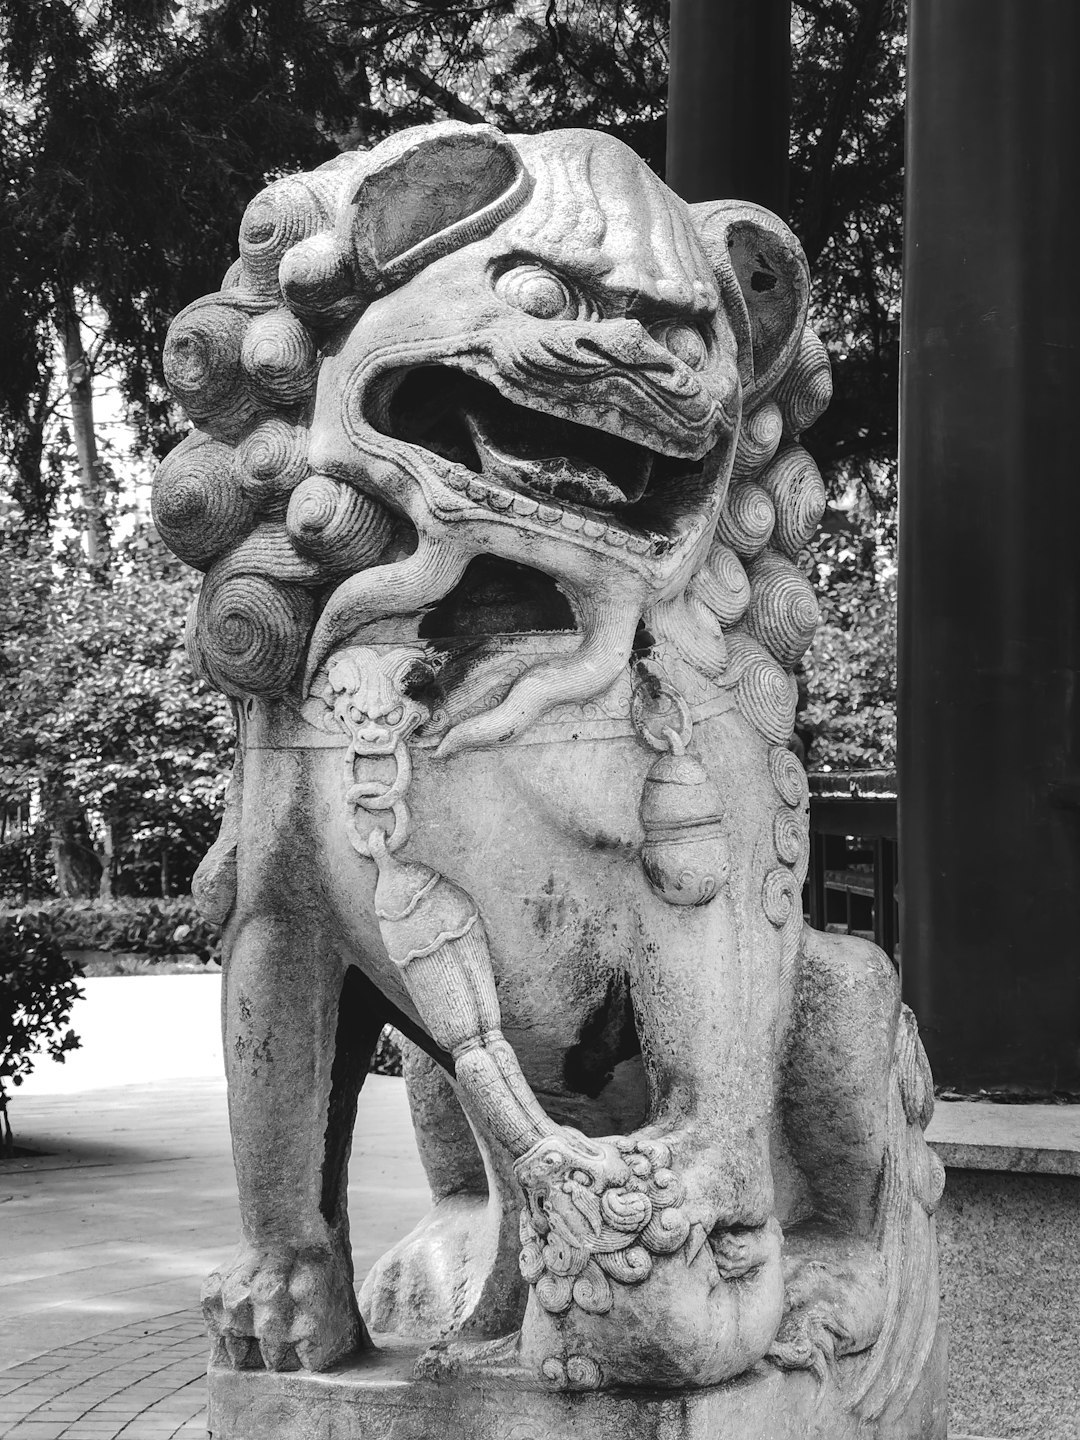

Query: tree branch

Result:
[398,63,486,124]
[799,0,887,265]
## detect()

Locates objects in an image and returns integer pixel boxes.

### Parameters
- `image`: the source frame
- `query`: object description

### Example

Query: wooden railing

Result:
[805,770,898,961]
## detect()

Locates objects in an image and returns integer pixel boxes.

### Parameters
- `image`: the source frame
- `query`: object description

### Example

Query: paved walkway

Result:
[0,977,427,1439]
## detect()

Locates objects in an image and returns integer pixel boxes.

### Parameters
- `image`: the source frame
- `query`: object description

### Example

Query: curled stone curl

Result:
[762,866,799,928]
[769,745,809,809]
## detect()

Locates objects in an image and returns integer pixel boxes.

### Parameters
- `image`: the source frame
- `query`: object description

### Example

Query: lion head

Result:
[154,122,829,755]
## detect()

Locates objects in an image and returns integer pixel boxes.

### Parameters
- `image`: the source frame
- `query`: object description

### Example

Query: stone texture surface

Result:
[154,120,945,1433]
[937,1170,1080,1440]
[207,1323,948,1440]
[928,1100,1080,1177]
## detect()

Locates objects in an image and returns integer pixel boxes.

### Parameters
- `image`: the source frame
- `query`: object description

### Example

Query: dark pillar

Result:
[666,0,791,215]
[899,1,1080,1092]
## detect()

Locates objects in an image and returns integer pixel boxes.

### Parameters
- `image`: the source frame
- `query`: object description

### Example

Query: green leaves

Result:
[0,527,231,897]
[0,912,83,1146]
[803,530,897,769]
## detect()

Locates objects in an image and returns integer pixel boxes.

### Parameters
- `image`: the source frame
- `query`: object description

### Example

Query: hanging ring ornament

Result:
[349,800,410,859]
[343,737,414,858]
[630,666,694,754]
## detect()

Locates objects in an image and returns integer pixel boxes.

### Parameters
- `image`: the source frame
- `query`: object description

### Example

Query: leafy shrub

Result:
[10,898,221,963]
[370,1027,403,1077]
[803,528,897,770]
[1,913,83,1154]
[0,535,232,905]
[0,821,53,906]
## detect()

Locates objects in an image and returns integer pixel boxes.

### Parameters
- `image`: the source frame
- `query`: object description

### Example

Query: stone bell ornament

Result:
[632,669,729,906]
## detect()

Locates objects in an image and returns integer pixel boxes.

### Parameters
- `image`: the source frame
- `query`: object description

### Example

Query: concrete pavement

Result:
[0,976,428,1438]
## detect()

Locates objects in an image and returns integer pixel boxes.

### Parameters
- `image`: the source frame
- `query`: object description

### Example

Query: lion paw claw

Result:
[203,1243,361,1372]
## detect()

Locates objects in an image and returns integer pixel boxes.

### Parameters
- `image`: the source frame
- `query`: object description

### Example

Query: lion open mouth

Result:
[309,360,730,752]
[373,366,714,559]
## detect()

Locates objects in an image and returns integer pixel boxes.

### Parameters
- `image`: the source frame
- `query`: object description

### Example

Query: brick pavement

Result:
[0,1312,208,1439]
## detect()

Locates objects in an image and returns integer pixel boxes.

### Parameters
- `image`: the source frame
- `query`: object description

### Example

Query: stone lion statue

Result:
[154,122,944,1433]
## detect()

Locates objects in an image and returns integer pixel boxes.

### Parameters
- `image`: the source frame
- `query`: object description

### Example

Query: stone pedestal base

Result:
[207,1330,947,1440]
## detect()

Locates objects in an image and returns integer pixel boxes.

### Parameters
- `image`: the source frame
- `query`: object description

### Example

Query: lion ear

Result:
[342,122,532,295]
[690,200,809,404]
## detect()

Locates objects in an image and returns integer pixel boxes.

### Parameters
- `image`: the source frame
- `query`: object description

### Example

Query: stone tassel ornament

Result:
[369,831,555,1158]
[639,735,729,907]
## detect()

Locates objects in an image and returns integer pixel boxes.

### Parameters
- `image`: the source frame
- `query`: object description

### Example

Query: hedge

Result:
[4,898,221,963]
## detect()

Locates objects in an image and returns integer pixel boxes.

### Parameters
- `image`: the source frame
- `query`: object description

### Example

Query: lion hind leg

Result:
[777,927,944,1417]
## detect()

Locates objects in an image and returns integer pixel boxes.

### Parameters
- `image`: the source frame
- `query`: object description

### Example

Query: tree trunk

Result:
[98,821,115,900]
[43,779,102,898]
[57,298,110,570]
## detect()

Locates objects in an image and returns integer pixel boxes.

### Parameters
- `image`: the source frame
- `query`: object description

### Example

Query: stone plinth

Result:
[207,1332,947,1440]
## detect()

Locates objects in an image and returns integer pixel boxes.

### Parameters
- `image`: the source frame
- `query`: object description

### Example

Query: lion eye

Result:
[652,320,709,370]
[495,265,579,320]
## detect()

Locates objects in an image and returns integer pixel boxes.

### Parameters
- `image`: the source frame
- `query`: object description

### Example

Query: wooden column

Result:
[899,0,1080,1091]
[666,0,791,215]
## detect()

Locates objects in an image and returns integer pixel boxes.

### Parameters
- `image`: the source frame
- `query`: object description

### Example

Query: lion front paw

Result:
[202,1242,363,1372]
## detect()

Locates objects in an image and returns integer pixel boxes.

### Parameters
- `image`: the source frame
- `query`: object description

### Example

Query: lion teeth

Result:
[445,471,658,555]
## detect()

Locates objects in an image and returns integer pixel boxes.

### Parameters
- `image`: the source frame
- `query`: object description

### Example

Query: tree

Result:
[0,0,358,886]
[0,526,232,900]
[0,1,907,503]
[0,0,366,526]
[790,0,905,524]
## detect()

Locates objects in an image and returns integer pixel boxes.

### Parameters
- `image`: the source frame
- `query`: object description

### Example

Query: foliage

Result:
[9,898,221,963]
[790,1,905,521]
[0,911,82,1152]
[483,1,669,170]
[0,525,232,900]
[802,526,897,770]
[0,2,907,498]
[371,1027,404,1078]
[0,0,362,502]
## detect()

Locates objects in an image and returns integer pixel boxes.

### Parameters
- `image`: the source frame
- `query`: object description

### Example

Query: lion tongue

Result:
[464,411,626,510]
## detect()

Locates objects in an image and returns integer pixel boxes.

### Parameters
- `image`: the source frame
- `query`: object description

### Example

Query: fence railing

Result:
[805,770,898,961]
